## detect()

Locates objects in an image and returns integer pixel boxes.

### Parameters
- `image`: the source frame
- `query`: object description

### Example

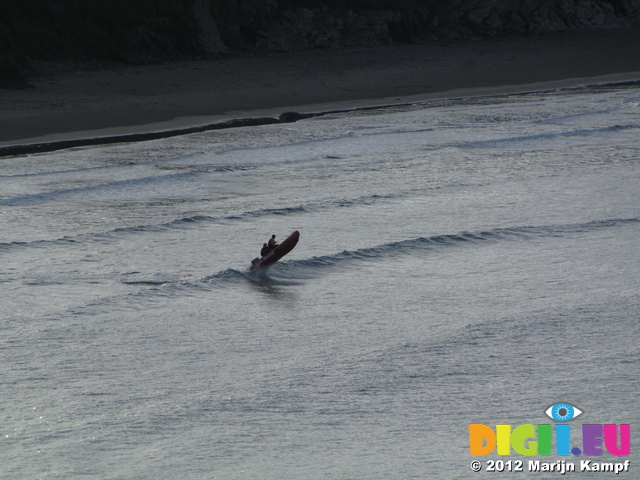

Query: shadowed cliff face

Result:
[1,0,639,88]
[0,0,202,88]
[214,0,640,51]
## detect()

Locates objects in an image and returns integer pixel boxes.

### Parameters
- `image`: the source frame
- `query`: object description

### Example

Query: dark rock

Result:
[279,111,313,122]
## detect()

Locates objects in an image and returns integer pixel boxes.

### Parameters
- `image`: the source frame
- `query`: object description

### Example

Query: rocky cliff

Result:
[2,0,639,88]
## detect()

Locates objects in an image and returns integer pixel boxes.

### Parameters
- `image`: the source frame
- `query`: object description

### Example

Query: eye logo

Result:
[545,403,583,422]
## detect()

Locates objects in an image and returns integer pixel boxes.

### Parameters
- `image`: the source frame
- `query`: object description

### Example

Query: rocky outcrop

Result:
[1,0,639,88]
[216,0,640,50]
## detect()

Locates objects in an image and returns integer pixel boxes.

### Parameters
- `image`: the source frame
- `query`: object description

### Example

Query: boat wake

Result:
[116,217,639,293]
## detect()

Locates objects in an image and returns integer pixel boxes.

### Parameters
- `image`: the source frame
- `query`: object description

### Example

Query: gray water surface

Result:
[1,84,639,479]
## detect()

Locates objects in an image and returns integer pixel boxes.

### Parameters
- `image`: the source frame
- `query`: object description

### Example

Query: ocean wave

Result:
[0,171,201,206]
[2,177,637,255]
[454,124,639,149]
[254,218,640,278]
[0,192,403,253]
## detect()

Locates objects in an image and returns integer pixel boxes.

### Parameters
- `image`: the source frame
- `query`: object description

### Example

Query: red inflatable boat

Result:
[249,231,300,271]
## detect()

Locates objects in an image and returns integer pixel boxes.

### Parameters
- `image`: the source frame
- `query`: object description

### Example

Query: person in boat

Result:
[260,243,269,257]
[268,234,278,250]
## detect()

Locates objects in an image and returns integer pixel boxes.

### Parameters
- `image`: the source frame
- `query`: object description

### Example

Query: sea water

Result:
[1,83,639,479]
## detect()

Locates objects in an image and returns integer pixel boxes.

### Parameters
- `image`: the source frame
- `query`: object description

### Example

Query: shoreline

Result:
[2,27,640,155]
[2,73,639,158]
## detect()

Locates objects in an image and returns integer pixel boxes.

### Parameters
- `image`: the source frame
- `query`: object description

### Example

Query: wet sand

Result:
[1,27,639,153]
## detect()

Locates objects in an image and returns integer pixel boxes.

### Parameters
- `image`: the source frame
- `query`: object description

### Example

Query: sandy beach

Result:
[1,27,639,153]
